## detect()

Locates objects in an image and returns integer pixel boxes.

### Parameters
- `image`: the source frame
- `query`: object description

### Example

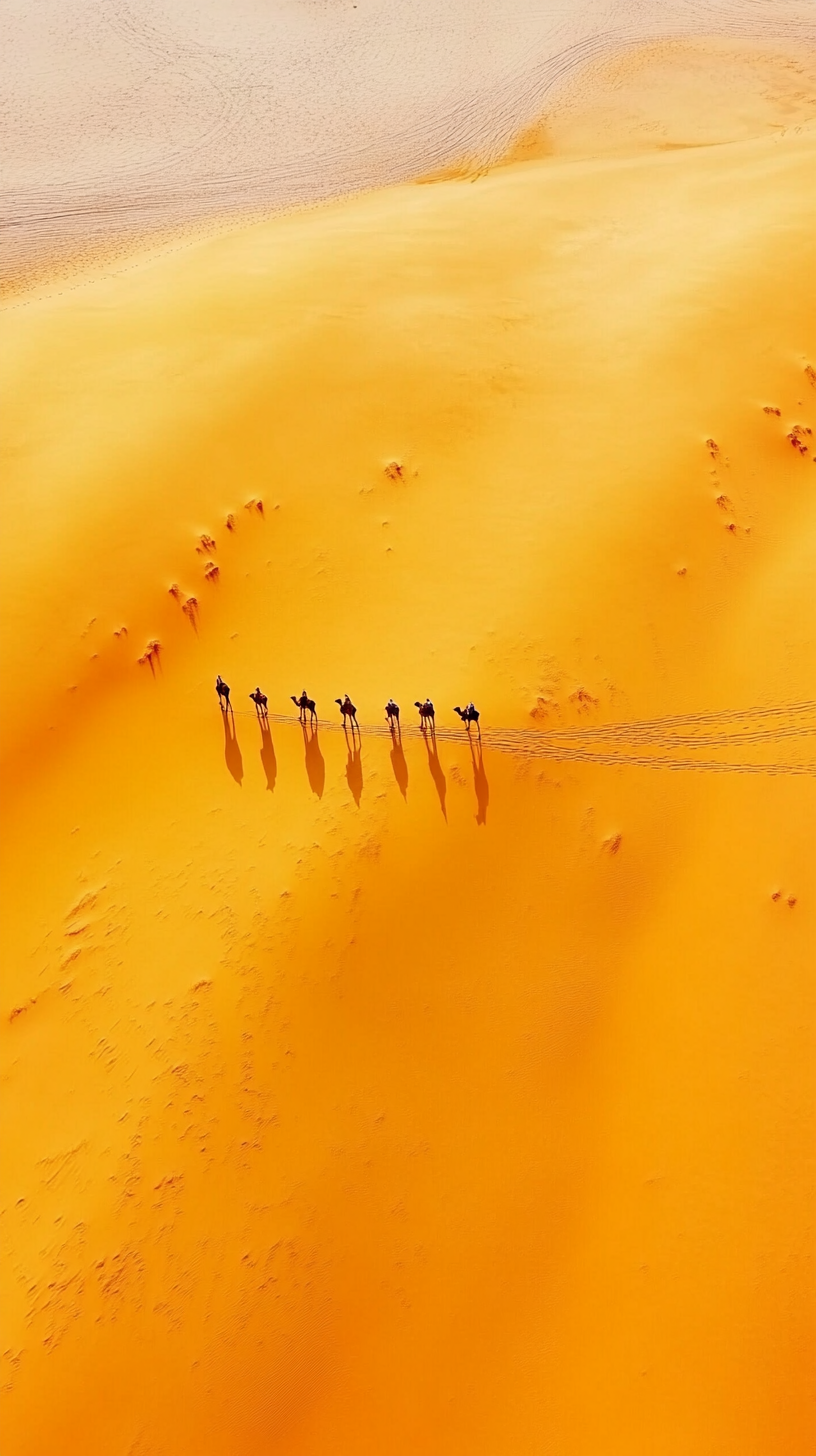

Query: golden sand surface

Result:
[2,38,816,1456]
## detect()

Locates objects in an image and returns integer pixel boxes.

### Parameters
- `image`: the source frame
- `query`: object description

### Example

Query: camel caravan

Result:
[215,679,480,735]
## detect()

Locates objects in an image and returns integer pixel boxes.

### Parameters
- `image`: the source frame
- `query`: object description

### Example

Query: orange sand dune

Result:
[2,51,816,1456]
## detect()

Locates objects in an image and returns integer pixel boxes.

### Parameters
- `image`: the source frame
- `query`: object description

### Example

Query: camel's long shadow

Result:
[222,708,243,786]
[302,724,325,798]
[390,726,408,799]
[344,729,363,806]
[259,717,277,792]
[423,726,447,820]
[470,738,489,825]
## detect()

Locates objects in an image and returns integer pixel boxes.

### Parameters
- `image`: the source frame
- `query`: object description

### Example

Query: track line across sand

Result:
[226,701,816,775]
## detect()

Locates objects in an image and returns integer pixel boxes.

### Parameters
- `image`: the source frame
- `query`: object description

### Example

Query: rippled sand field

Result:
[1,11,815,1456]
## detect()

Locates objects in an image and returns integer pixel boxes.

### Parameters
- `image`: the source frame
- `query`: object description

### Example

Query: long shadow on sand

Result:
[470,737,489,825]
[344,729,363,806]
[302,724,325,798]
[423,726,447,820]
[222,709,243,786]
[389,728,408,799]
[259,718,277,792]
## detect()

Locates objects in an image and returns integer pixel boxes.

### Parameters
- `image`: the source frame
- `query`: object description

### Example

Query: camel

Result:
[454,702,480,732]
[335,695,359,730]
[249,687,268,717]
[291,690,317,724]
[216,675,231,710]
[385,698,400,728]
[415,698,435,728]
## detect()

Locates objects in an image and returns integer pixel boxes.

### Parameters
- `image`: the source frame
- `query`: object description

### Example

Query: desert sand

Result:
[2,26,816,1456]
[3,0,816,290]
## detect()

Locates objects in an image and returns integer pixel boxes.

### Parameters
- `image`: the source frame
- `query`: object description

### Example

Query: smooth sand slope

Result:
[2,48,816,1456]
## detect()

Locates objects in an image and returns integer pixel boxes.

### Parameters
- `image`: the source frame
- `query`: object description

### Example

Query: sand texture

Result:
[2,23,816,1456]
[2,0,816,290]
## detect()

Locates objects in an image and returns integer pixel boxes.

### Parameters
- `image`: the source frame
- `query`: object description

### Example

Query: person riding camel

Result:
[291,690,317,724]
[336,694,359,729]
[454,701,480,731]
[414,697,435,727]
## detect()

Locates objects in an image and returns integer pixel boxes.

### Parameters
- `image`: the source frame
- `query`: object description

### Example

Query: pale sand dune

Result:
[2,34,816,1456]
[2,0,815,287]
